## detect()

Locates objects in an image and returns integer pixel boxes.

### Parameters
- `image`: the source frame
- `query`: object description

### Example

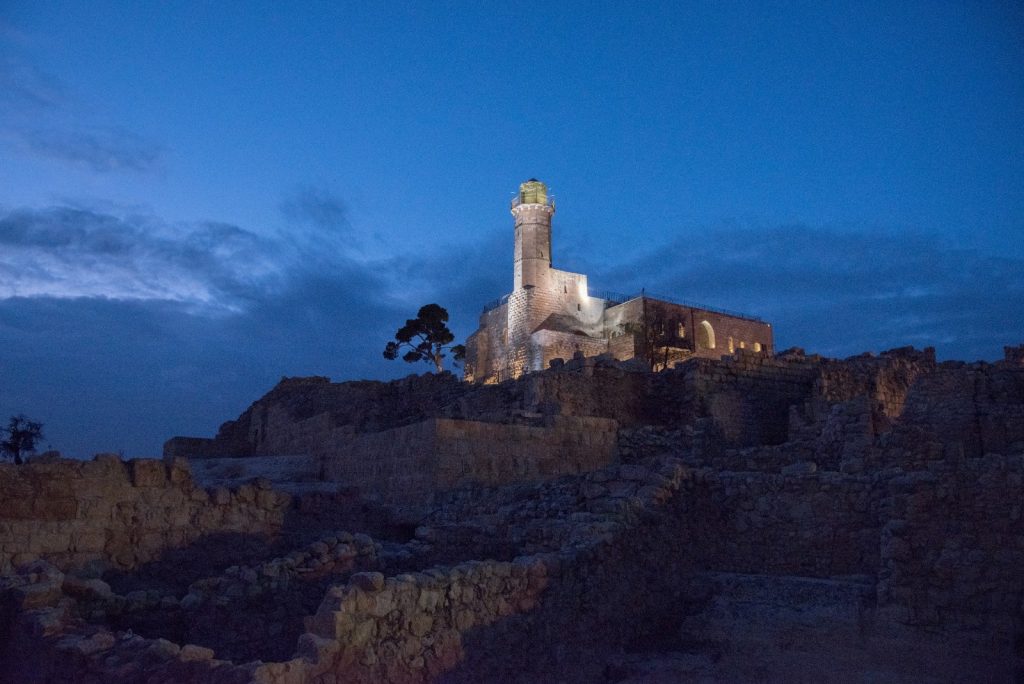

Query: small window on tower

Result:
[577,303,581,311]
[678,323,686,338]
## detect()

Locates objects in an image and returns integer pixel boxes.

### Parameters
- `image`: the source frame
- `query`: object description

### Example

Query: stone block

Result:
[166,457,192,486]
[130,459,166,488]
[71,529,107,553]
[180,644,215,661]
[351,571,385,592]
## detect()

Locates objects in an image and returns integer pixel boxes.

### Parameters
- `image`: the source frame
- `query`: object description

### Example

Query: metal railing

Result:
[590,289,764,323]
[481,293,510,313]
[510,196,556,210]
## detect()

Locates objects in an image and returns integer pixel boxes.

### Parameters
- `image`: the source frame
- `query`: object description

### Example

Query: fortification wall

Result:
[165,346,1018,510]
[463,302,508,383]
[432,415,617,488]
[318,416,618,505]
[318,420,437,505]
[648,350,821,446]
[897,362,1024,457]
[531,329,607,370]
[0,455,289,575]
[814,346,937,418]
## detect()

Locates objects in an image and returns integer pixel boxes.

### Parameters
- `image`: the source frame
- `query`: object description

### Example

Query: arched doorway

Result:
[698,320,716,350]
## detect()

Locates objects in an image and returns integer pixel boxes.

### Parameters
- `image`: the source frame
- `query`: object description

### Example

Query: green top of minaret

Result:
[518,179,548,205]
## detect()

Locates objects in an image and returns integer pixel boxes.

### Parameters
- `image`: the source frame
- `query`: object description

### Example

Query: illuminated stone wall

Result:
[463,303,508,383]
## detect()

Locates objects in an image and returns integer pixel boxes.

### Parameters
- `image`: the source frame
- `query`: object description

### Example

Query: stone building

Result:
[464,179,774,383]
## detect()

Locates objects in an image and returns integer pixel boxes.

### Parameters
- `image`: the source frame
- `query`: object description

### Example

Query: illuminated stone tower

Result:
[512,179,555,290]
[505,180,558,375]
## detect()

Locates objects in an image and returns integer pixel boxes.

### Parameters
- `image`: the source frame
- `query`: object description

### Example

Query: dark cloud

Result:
[0,57,63,111]
[0,198,438,458]
[280,187,349,229]
[19,127,163,173]
[0,292,393,459]
[0,57,162,174]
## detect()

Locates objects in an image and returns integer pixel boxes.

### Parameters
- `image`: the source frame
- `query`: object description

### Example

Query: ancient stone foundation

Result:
[0,455,289,576]
[2,344,1023,682]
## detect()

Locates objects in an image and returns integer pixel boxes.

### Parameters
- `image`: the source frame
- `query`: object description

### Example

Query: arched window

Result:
[698,320,716,350]
[753,342,762,352]
[728,336,735,353]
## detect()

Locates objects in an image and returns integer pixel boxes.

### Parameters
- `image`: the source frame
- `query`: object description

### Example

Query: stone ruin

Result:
[1,344,1023,682]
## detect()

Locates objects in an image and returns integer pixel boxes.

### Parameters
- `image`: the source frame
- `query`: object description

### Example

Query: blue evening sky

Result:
[1,2,1022,456]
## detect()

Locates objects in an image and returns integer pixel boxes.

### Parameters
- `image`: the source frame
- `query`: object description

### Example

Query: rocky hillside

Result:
[2,345,1022,683]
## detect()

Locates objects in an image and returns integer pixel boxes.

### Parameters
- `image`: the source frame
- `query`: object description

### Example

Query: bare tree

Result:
[622,299,691,371]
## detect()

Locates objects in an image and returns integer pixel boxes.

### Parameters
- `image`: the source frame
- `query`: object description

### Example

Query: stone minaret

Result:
[504,179,558,376]
[511,179,555,291]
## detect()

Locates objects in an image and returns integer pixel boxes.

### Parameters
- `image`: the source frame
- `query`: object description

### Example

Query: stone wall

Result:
[166,373,470,460]
[304,560,546,683]
[649,350,821,446]
[687,469,880,578]
[0,455,290,575]
[319,416,618,505]
[897,361,1024,458]
[2,444,1022,683]
[432,416,617,488]
[164,346,973,502]
[462,302,508,383]
[603,297,773,359]
[878,453,1024,641]
[532,328,608,371]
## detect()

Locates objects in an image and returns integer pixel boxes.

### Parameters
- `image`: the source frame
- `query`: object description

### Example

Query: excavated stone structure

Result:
[2,344,1023,683]
[463,179,774,383]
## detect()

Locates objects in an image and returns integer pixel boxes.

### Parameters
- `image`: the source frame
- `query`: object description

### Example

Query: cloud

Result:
[280,187,349,229]
[0,185,521,460]
[19,127,163,173]
[0,206,277,308]
[0,57,63,111]
[0,195,414,458]
[587,224,1024,361]
[0,56,163,173]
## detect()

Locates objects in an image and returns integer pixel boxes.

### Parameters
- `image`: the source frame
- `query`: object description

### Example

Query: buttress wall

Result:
[464,303,509,383]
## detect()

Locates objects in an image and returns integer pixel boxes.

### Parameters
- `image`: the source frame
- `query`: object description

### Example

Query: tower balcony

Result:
[510,195,556,211]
